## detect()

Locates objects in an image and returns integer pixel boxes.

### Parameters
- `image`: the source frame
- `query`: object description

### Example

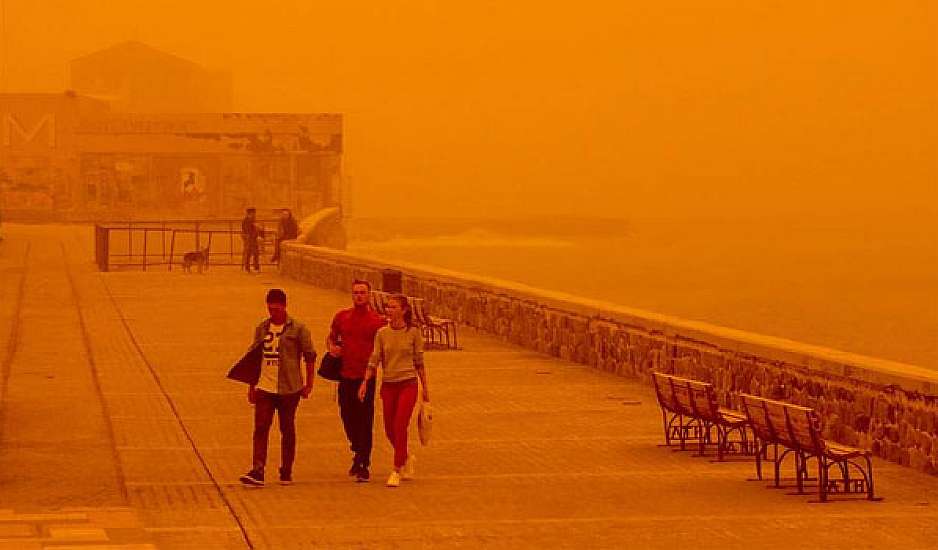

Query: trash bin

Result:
[382,269,403,293]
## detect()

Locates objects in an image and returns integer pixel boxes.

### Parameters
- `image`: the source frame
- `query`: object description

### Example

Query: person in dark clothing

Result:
[241,207,261,272]
[271,208,300,264]
[326,279,387,482]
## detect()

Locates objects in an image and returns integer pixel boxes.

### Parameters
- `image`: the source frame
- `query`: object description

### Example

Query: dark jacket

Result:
[242,216,259,239]
[279,216,299,240]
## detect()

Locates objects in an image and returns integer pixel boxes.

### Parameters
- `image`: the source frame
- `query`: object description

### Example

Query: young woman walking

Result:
[359,294,430,487]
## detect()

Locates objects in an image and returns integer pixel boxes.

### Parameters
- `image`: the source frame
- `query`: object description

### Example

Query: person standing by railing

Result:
[241,207,261,272]
[360,294,431,487]
[271,208,299,264]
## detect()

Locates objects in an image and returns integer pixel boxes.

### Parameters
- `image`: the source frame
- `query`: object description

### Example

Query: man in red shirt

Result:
[327,279,387,481]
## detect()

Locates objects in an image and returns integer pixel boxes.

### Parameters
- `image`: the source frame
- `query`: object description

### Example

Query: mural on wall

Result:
[0,157,62,210]
[180,167,206,204]
[80,154,149,211]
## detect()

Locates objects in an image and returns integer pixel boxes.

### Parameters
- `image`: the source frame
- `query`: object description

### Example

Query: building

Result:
[0,92,111,217]
[70,41,233,113]
[0,92,343,221]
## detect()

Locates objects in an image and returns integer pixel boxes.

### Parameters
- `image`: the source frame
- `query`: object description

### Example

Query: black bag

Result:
[227,341,263,385]
[317,352,343,382]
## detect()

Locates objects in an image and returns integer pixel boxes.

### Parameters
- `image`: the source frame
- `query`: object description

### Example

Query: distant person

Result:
[271,209,300,264]
[360,294,430,487]
[241,207,261,272]
[239,288,316,487]
[327,280,387,482]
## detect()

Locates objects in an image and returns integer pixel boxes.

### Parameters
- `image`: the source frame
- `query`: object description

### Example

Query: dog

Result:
[181,246,210,273]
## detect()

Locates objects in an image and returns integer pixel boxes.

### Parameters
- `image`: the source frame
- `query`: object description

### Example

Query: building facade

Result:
[0,92,343,221]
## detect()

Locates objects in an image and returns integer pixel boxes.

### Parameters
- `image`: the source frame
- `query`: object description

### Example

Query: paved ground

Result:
[1,223,937,549]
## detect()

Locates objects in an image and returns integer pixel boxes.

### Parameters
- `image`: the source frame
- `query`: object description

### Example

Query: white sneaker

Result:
[401,455,416,480]
[386,471,401,487]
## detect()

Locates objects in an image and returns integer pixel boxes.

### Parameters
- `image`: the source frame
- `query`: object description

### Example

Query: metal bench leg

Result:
[819,457,828,502]
[678,417,687,451]
[661,411,671,446]
[696,424,705,456]
[795,452,805,494]
[754,440,764,480]
[865,456,876,501]
[773,445,782,488]
[716,425,726,461]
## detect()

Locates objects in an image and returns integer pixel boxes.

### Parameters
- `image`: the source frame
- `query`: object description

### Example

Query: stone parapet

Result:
[281,243,938,475]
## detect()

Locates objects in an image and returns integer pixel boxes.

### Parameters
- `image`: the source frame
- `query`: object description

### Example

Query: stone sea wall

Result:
[282,243,938,475]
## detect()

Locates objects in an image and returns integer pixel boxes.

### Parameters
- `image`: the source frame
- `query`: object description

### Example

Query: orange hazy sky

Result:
[1,0,935,219]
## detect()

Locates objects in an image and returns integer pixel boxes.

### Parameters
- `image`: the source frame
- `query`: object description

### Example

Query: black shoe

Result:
[356,466,370,483]
[348,457,361,477]
[239,469,264,487]
[279,468,293,486]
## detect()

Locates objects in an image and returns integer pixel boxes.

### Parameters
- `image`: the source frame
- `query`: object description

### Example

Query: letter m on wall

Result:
[3,114,57,148]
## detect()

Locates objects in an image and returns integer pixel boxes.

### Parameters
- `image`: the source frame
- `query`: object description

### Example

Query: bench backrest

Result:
[370,291,391,316]
[687,379,720,422]
[783,406,824,453]
[651,372,680,414]
[652,372,719,420]
[740,393,823,453]
[740,393,783,444]
[371,291,435,326]
[411,297,430,326]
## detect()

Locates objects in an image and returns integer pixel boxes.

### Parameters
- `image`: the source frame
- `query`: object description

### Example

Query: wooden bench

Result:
[369,291,458,350]
[369,290,390,316]
[412,297,458,350]
[651,371,752,460]
[739,393,878,502]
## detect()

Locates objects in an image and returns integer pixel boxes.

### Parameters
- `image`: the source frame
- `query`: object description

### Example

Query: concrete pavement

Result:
[1,223,937,549]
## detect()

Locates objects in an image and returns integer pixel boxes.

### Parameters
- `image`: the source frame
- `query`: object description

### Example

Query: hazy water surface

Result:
[350,218,938,370]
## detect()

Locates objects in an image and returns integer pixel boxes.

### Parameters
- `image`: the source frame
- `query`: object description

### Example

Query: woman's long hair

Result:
[389,294,413,328]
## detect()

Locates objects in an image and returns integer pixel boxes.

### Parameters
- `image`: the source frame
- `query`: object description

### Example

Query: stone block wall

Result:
[282,243,938,475]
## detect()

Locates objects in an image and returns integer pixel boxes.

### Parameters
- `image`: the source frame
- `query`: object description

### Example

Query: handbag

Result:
[317,352,343,382]
[227,341,263,386]
[417,402,433,446]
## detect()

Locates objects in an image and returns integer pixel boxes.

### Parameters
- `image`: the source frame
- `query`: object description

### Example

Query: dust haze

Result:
[3,0,935,220]
[1,1,936,366]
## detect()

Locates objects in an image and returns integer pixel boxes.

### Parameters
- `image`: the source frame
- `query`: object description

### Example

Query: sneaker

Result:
[386,471,401,488]
[279,469,293,486]
[356,466,370,483]
[348,459,361,477]
[239,469,265,487]
[401,455,416,480]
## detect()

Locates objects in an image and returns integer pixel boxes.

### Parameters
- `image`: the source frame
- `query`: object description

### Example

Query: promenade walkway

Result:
[0,223,937,549]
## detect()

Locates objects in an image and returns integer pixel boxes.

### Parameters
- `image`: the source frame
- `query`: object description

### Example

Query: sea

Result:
[348,216,938,370]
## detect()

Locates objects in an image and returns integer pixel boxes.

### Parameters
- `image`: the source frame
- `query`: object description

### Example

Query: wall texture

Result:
[282,243,938,475]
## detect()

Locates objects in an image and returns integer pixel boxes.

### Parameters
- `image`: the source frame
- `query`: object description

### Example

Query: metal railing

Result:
[94,218,279,271]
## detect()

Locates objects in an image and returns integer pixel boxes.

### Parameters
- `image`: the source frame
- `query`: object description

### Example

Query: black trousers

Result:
[271,238,283,263]
[338,377,376,467]
[242,237,260,271]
